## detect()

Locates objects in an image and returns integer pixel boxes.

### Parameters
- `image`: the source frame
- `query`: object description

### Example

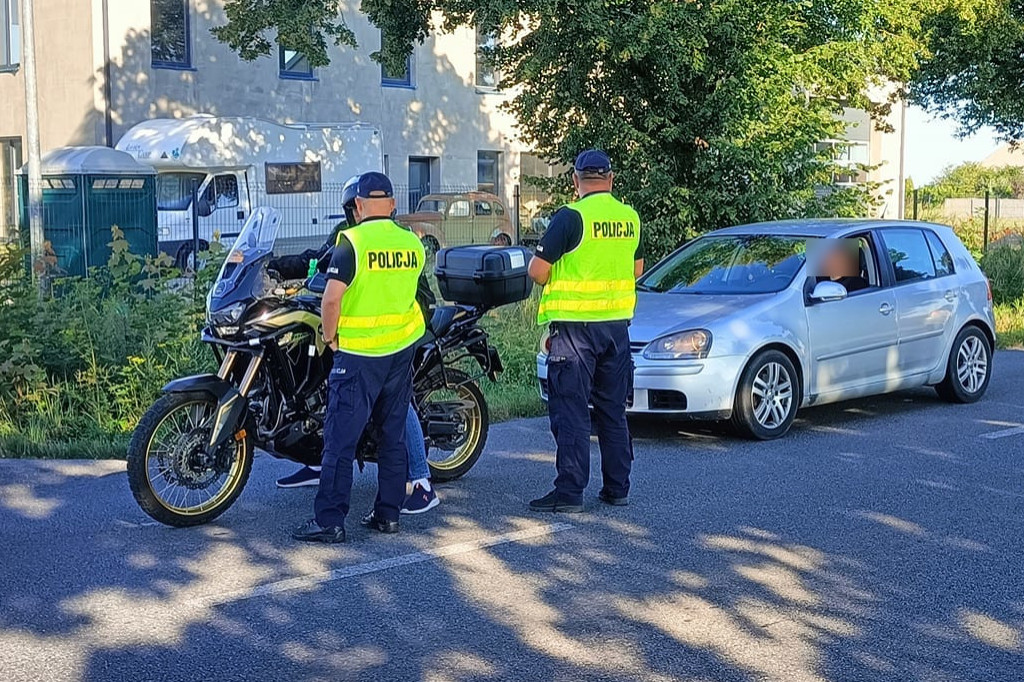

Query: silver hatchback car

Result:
[536,219,996,439]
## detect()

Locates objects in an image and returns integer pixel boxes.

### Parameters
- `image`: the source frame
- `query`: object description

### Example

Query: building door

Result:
[408,157,433,214]
[0,138,22,240]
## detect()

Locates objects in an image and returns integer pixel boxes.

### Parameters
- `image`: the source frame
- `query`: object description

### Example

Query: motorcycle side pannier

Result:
[435,245,534,307]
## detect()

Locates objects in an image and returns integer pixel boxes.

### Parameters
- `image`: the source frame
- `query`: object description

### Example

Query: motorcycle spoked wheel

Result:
[127,391,253,527]
[419,369,489,482]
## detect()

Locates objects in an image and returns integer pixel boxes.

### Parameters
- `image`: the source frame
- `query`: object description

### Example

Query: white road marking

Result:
[194,522,574,608]
[981,426,1024,440]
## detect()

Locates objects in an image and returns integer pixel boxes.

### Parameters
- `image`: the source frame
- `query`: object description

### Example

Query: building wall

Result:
[0,0,99,150]
[100,1,525,211]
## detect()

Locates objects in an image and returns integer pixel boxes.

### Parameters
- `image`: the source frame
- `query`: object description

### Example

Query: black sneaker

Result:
[277,466,321,488]
[360,510,400,534]
[598,489,629,506]
[528,490,584,513]
[401,483,440,515]
[291,519,346,544]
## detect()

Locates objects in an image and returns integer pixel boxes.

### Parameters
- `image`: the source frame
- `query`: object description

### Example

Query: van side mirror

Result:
[809,280,848,303]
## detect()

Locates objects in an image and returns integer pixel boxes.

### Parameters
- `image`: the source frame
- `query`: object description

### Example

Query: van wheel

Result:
[731,350,799,440]
[936,326,992,403]
[176,241,210,272]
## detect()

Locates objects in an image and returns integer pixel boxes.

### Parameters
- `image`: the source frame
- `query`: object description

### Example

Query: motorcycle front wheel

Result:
[419,369,489,482]
[127,391,253,527]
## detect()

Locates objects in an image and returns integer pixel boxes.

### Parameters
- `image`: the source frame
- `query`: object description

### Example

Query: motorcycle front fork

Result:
[217,350,263,396]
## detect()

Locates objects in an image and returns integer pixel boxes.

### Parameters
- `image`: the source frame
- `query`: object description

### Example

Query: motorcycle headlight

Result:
[643,329,712,360]
[209,302,247,336]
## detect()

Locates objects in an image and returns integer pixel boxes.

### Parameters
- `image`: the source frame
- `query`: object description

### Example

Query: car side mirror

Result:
[809,280,848,303]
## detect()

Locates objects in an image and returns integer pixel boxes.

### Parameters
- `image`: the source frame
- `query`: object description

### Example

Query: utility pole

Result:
[21,0,45,294]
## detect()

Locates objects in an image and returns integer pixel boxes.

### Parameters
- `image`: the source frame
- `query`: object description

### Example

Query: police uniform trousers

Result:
[546,320,633,503]
[315,345,416,528]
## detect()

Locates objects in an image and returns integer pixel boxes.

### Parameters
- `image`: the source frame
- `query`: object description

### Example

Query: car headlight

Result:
[643,329,712,360]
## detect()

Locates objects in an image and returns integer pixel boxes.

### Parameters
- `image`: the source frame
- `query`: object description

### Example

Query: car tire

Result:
[731,349,800,440]
[936,326,992,404]
[422,235,440,256]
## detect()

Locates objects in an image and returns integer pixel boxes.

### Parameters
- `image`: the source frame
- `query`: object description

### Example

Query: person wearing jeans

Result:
[278,404,439,514]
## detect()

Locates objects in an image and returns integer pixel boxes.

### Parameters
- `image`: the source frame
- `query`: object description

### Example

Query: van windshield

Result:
[157,172,207,211]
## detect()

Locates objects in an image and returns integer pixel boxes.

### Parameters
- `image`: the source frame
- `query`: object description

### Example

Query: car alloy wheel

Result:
[751,361,794,429]
[956,335,988,394]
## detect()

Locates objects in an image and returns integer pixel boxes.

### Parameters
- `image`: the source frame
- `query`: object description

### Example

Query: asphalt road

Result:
[2,354,1023,682]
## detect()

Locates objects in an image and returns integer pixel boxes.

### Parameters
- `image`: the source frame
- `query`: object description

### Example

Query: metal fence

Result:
[912,190,1024,253]
[7,180,560,279]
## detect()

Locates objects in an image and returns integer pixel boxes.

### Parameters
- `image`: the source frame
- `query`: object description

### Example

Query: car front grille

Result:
[629,341,647,355]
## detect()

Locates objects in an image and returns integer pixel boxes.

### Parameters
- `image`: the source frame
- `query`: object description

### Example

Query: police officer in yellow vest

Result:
[528,150,643,512]
[293,172,426,543]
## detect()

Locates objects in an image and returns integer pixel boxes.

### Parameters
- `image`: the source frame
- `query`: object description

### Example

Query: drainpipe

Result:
[101,0,113,146]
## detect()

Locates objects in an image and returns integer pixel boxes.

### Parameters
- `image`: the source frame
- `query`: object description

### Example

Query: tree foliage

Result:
[217,0,929,257]
[911,0,1024,141]
[919,162,1024,203]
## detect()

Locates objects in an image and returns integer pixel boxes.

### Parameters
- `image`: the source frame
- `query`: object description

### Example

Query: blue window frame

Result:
[279,47,314,80]
[380,32,412,88]
[1,0,20,70]
[151,0,192,70]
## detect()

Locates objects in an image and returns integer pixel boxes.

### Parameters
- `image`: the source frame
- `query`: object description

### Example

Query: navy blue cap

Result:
[574,149,612,174]
[356,171,394,198]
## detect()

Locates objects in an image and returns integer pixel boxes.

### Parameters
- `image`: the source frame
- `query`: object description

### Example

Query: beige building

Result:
[1,0,906,239]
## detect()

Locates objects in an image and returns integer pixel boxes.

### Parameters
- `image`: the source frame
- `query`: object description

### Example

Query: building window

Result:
[475,27,499,88]
[279,46,314,80]
[266,162,322,194]
[477,151,502,196]
[151,0,191,69]
[816,140,869,186]
[380,32,412,87]
[1,0,20,70]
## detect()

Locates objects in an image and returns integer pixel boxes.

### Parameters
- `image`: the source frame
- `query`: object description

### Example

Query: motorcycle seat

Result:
[429,306,461,338]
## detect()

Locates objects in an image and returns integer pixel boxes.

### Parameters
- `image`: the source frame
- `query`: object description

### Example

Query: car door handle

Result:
[879,302,894,316]
[944,290,957,302]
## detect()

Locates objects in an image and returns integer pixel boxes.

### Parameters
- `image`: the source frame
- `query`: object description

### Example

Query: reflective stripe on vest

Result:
[336,219,426,356]
[537,193,641,324]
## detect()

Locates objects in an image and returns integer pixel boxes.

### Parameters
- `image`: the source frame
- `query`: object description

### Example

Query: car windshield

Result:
[639,234,807,294]
[417,199,448,213]
[156,172,207,211]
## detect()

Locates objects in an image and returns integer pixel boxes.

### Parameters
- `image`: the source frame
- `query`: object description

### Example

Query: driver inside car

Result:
[270,176,440,515]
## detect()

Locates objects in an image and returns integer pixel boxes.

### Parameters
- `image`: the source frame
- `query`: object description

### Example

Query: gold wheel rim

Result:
[425,384,482,471]
[143,400,247,515]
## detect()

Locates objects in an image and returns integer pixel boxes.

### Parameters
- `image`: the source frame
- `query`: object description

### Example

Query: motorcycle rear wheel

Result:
[420,369,489,482]
[127,391,253,527]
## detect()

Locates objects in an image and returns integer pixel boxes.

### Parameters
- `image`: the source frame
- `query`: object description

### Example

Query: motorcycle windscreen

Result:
[208,207,282,313]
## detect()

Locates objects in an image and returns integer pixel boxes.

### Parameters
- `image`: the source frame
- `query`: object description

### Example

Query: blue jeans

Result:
[406,404,430,481]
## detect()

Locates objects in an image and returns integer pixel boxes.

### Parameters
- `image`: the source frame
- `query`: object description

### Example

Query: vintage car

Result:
[396,191,514,252]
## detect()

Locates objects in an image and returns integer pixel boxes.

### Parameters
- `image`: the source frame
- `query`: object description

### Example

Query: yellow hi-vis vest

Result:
[537,193,641,325]
[335,219,426,356]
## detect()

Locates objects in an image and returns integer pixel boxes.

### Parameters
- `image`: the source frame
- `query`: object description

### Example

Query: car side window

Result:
[884,229,937,284]
[924,230,955,277]
[474,200,492,216]
[494,202,505,216]
[450,200,470,218]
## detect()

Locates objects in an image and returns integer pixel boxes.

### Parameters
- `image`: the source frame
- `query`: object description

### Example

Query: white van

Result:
[116,115,383,265]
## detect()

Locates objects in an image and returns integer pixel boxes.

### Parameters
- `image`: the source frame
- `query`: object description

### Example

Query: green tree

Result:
[216,0,928,258]
[911,0,1024,141]
[920,162,1024,203]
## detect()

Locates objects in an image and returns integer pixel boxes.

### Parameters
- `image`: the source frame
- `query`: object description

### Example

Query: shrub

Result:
[0,229,219,458]
[981,243,1024,306]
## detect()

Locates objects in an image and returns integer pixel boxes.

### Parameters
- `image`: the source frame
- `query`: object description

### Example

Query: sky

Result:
[903,105,1002,186]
